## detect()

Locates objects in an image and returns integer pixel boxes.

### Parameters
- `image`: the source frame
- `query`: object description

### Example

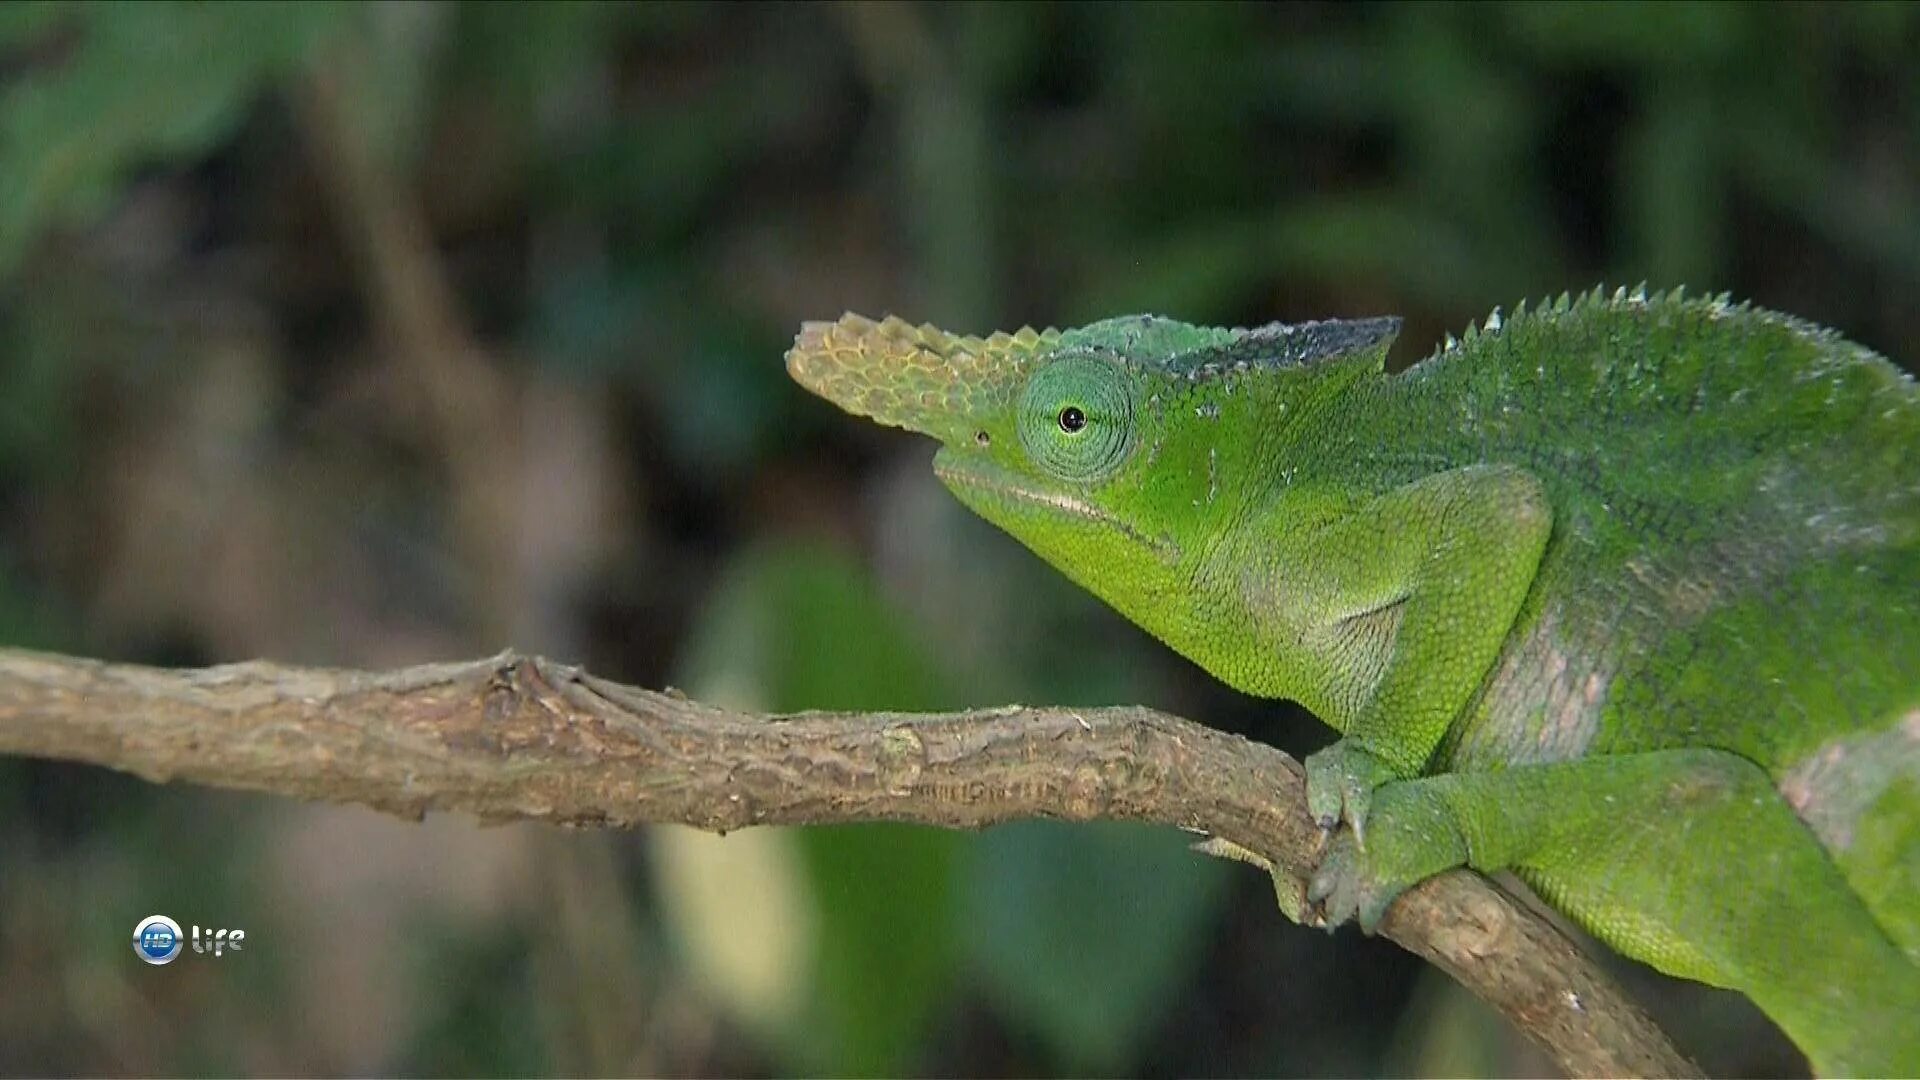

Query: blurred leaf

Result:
[531,267,788,480]
[1502,1,1749,67]
[400,923,547,1077]
[527,266,660,379]
[1724,115,1920,285]
[677,539,961,713]
[641,310,791,481]
[549,16,829,242]
[0,2,71,48]
[797,824,958,1077]
[448,0,635,123]
[1384,969,1526,1078]
[1386,9,1559,279]
[966,820,1230,1073]
[0,2,349,270]
[0,556,67,651]
[1070,196,1499,322]
[671,540,965,1075]
[650,825,818,1038]
[1620,92,1720,286]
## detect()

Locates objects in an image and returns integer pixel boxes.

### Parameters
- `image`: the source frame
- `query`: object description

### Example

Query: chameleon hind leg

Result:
[1308,748,1920,1077]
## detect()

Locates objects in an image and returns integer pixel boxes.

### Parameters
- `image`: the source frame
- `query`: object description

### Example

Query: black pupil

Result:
[1058,406,1087,433]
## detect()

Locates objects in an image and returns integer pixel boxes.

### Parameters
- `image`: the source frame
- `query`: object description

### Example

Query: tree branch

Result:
[0,647,1697,1078]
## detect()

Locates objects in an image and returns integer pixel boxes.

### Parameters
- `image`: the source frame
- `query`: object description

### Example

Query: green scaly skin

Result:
[786,288,1920,1077]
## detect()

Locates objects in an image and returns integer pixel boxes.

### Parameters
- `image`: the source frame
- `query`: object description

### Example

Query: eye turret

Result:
[1018,355,1135,481]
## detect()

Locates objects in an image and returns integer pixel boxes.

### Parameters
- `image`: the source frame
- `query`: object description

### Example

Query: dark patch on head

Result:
[1163,316,1402,377]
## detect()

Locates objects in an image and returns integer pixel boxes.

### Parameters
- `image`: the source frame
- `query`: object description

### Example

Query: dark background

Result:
[1,3,1915,1075]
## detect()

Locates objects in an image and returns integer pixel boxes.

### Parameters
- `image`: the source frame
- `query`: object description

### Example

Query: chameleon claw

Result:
[1305,740,1393,851]
[1304,831,1402,932]
[1305,833,1361,929]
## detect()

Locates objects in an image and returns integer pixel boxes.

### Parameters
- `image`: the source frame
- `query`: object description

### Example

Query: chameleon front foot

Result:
[1304,740,1400,846]
[1304,778,1472,933]
[1304,831,1399,931]
[1193,752,1469,935]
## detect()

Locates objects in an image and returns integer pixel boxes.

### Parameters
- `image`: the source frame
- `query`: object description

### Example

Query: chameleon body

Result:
[785,287,1920,1076]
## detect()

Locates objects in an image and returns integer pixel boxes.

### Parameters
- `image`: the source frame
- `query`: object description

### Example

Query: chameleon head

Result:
[786,311,1400,636]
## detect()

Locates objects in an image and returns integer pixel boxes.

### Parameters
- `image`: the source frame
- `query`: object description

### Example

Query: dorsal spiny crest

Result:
[1430,286,1899,383]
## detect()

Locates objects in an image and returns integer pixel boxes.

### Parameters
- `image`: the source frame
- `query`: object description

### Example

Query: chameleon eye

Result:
[1018,355,1135,482]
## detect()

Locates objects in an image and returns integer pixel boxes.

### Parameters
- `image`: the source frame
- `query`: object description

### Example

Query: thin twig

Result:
[0,646,1699,1078]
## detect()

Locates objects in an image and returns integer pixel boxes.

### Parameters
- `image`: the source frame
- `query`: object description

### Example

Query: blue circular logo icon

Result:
[133,915,182,965]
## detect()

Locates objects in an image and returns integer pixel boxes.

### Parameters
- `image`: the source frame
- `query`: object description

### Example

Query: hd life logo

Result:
[132,914,245,965]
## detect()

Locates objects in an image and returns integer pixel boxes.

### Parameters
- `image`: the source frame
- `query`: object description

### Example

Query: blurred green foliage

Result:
[675,542,969,1075]
[0,2,1913,1076]
[967,821,1229,1072]
[0,2,347,268]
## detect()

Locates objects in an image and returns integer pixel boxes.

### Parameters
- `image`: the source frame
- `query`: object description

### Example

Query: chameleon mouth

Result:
[932,455,1180,562]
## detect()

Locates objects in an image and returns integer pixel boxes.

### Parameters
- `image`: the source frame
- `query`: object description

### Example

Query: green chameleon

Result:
[785,287,1920,1076]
